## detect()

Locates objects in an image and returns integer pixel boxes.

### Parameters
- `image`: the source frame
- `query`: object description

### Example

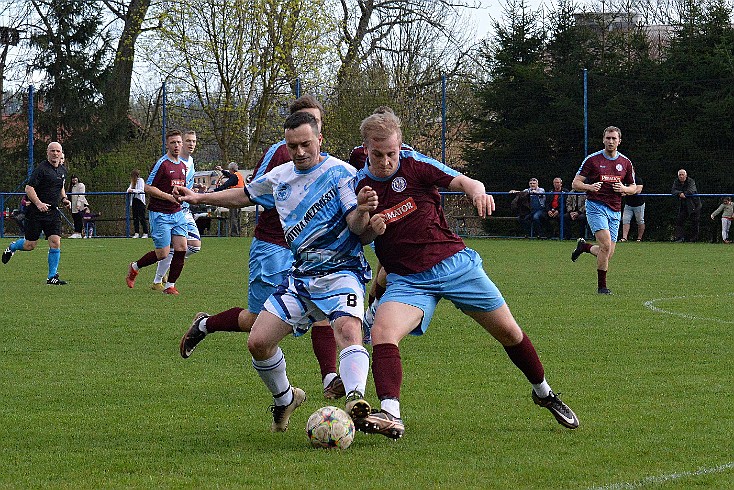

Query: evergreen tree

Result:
[465,0,550,191]
[30,0,112,161]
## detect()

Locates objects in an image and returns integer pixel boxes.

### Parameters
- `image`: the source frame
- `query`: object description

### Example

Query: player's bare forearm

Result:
[449,176,494,218]
[175,186,251,208]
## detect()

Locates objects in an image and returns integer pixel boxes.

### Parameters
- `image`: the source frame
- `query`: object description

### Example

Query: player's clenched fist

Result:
[357,186,378,212]
[369,213,387,235]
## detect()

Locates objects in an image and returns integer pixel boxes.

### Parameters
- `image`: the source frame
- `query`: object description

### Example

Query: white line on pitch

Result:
[589,462,734,489]
[643,293,734,324]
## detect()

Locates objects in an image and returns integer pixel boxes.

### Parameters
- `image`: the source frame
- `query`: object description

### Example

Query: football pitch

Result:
[1,237,731,489]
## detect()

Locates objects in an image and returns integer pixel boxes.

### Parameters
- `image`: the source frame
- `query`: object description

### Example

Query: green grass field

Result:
[1,237,732,489]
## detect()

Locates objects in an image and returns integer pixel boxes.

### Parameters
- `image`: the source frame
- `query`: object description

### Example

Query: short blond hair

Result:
[360,111,403,144]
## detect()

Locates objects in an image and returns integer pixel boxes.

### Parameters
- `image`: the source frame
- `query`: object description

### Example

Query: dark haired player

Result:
[570,126,636,294]
[353,111,579,439]
[178,95,346,401]
[125,130,190,295]
[176,111,377,432]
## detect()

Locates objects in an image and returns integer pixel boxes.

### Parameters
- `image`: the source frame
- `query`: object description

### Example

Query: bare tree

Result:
[335,0,479,85]
[145,0,331,166]
[100,0,162,142]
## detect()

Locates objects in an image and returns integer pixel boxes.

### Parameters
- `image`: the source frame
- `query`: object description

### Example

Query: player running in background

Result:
[353,111,579,439]
[571,126,637,294]
[125,130,190,295]
[176,111,377,431]
[2,142,71,285]
[151,130,202,290]
[178,95,346,400]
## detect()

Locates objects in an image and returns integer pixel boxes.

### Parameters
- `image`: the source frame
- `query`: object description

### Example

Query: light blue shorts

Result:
[182,208,200,241]
[586,200,621,242]
[382,248,505,335]
[263,270,366,337]
[149,210,189,249]
[248,238,293,314]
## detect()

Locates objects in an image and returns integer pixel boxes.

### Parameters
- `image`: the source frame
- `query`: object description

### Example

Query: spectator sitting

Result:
[11,196,29,233]
[545,177,568,238]
[710,196,734,244]
[82,206,101,238]
[510,177,546,237]
[564,192,587,240]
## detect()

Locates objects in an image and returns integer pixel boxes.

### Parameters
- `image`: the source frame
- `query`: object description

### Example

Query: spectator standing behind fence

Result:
[510,178,546,238]
[620,174,645,242]
[213,162,245,236]
[545,177,567,238]
[564,192,587,239]
[672,168,702,243]
[710,196,733,244]
[69,175,88,238]
[127,169,149,239]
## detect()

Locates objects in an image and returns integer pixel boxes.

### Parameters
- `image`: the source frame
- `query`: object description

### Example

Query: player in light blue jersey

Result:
[176,111,378,432]
[151,130,202,290]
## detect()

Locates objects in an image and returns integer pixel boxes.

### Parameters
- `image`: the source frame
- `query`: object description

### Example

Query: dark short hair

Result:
[284,111,319,133]
[289,95,324,117]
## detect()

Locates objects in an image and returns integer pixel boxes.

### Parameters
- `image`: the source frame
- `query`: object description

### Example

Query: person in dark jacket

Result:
[672,169,702,242]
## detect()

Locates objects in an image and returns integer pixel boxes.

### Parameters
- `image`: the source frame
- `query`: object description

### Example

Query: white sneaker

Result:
[141,234,148,239]
[132,233,139,239]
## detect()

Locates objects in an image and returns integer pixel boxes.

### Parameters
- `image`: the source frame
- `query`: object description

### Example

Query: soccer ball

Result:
[306,406,355,449]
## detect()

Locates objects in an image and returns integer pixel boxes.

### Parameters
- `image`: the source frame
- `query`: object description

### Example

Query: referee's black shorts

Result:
[24,208,63,241]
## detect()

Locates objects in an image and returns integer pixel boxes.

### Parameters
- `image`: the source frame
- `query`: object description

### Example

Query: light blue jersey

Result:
[245,155,370,280]
[180,155,196,211]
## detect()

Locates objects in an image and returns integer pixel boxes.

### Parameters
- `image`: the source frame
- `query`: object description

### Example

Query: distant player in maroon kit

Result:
[352,111,580,439]
[177,95,346,400]
[571,126,637,294]
[126,130,190,295]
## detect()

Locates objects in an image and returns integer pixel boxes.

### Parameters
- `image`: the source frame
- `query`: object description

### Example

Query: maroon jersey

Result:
[576,150,635,212]
[250,141,290,247]
[355,150,466,276]
[146,155,185,213]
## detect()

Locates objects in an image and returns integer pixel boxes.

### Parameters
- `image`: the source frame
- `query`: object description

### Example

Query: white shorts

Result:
[182,208,201,241]
[263,270,365,337]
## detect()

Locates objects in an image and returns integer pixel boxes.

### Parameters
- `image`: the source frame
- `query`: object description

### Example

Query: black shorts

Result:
[24,208,63,241]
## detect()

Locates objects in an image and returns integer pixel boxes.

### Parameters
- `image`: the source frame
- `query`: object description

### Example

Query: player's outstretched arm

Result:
[174,186,252,208]
[449,175,494,218]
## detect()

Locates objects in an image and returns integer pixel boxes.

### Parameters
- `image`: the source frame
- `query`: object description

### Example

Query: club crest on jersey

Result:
[391,177,407,193]
[616,163,623,171]
[275,183,292,201]
[383,197,417,224]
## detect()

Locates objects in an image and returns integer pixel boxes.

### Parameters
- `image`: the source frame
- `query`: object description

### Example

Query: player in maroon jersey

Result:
[125,130,190,295]
[178,96,345,400]
[570,126,637,294]
[352,111,579,439]
[347,106,414,343]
